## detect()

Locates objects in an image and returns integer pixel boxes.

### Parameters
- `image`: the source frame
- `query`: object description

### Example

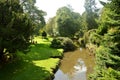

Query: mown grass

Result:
[0,36,63,80]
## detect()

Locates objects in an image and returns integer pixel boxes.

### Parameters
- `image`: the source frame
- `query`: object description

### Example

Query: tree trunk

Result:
[0,48,4,60]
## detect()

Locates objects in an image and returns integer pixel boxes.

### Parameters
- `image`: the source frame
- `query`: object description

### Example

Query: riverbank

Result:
[0,36,63,80]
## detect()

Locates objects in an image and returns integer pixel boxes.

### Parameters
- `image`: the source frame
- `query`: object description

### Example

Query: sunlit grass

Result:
[33,58,59,73]
[0,36,63,80]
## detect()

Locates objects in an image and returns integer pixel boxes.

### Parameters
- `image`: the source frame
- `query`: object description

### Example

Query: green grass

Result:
[0,36,63,80]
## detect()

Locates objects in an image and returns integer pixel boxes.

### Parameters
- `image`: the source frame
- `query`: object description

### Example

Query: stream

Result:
[53,48,95,80]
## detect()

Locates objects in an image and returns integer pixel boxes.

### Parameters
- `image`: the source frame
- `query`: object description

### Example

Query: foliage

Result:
[41,31,47,39]
[84,0,96,12]
[0,0,33,60]
[78,38,85,47]
[81,0,100,48]
[102,27,120,56]
[45,6,84,38]
[44,17,58,37]
[89,32,102,46]
[89,0,120,79]
[50,38,63,49]
[89,67,120,80]
[97,0,120,35]
[83,29,96,45]
[74,29,84,40]
[56,6,82,38]
[79,29,101,50]
[83,0,99,30]
[89,45,120,80]
[62,37,77,52]
[20,0,46,35]
[50,37,77,52]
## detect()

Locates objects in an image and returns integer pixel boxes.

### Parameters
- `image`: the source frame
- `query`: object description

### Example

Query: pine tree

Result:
[90,0,120,79]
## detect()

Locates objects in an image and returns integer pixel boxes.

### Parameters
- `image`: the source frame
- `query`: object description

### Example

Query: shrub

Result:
[62,38,77,52]
[50,37,77,52]
[50,38,63,48]
[42,31,47,39]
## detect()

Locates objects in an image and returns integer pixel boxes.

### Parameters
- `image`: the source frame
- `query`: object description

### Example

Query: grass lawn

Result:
[0,36,63,80]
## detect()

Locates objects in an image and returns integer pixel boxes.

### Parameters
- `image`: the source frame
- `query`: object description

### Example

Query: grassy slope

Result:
[0,37,63,80]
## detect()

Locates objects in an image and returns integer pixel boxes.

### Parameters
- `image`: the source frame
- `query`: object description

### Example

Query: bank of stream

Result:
[53,48,95,80]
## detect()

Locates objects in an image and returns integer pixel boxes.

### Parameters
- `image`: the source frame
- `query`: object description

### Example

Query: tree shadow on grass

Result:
[0,41,63,80]
[0,59,52,80]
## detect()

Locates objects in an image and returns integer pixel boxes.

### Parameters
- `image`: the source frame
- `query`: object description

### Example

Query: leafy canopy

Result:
[0,0,34,56]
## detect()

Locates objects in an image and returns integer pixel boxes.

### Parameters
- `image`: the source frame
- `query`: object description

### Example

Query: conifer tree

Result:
[90,0,120,79]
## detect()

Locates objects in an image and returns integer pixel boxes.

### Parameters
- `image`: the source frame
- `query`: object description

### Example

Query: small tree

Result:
[42,31,47,39]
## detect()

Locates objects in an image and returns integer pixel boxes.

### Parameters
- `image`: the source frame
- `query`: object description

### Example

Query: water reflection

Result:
[53,69,69,80]
[73,59,87,80]
[54,59,87,80]
[54,48,95,80]
[73,70,86,80]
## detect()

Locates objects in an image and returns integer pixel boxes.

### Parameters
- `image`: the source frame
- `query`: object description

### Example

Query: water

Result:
[54,48,95,80]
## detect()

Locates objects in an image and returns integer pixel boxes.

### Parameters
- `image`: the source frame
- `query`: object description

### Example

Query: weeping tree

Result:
[0,0,34,60]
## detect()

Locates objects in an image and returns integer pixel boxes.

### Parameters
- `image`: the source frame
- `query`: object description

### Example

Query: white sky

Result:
[35,0,103,21]
[35,0,85,21]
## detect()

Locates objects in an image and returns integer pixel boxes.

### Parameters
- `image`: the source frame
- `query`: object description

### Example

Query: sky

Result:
[35,0,85,21]
[35,0,103,21]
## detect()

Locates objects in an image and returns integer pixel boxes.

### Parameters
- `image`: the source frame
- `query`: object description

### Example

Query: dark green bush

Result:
[50,38,63,48]
[50,37,77,52]
[42,31,47,39]
[62,38,77,52]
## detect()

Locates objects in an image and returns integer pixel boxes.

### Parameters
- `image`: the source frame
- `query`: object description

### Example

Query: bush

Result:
[62,38,77,52]
[50,37,77,52]
[42,31,47,39]
[50,38,63,48]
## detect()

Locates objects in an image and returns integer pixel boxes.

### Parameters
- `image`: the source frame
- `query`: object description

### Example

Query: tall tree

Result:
[44,17,58,36]
[0,0,33,59]
[83,0,98,30]
[56,6,82,38]
[20,0,46,35]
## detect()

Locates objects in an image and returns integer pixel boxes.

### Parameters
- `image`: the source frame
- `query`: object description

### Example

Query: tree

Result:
[97,0,120,55]
[20,0,46,35]
[44,17,58,36]
[0,0,33,60]
[97,0,120,35]
[89,0,120,79]
[42,31,47,39]
[83,0,99,30]
[56,6,82,38]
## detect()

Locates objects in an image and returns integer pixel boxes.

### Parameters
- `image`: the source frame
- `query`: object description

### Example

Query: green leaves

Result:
[0,0,33,55]
[56,6,82,38]
[21,0,46,35]
[89,0,120,79]
[83,0,99,30]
